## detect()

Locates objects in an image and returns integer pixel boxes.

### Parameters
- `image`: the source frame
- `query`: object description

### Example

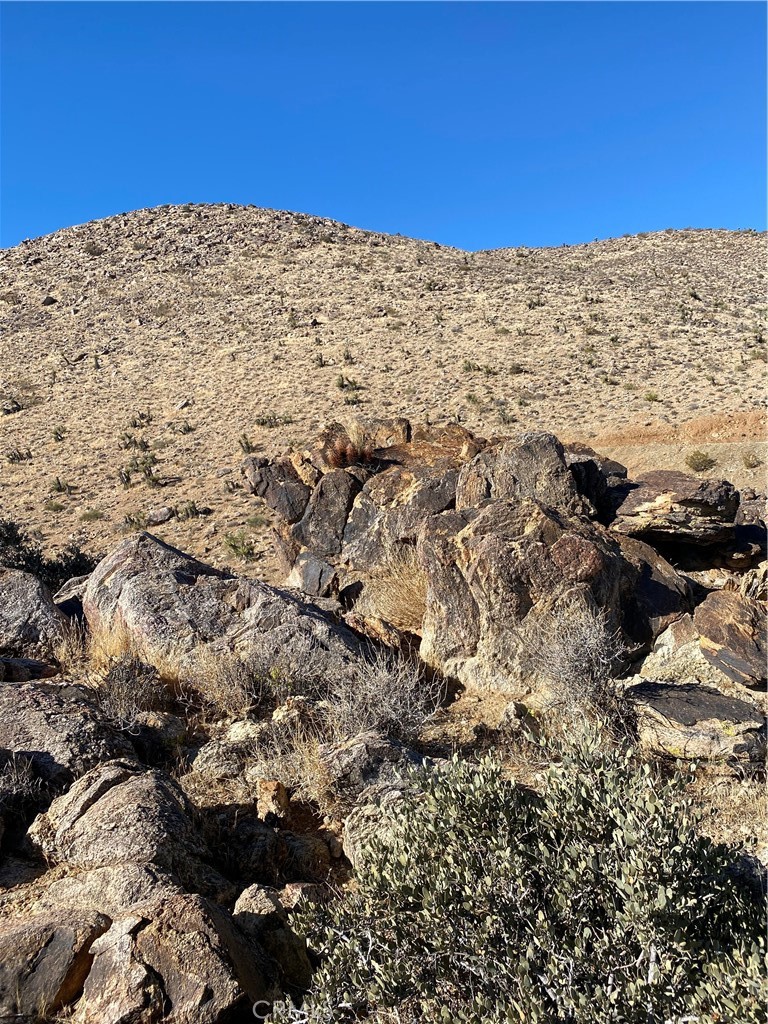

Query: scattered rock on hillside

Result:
[0,567,67,659]
[627,680,765,767]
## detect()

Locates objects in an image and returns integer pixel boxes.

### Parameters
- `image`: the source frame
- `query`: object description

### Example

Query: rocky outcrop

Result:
[0,910,110,1020]
[0,568,67,659]
[627,681,765,767]
[73,894,280,1024]
[417,497,688,701]
[693,590,766,688]
[82,532,362,685]
[316,730,421,812]
[0,682,134,787]
[610,471,739,546]
[28,759,230,901]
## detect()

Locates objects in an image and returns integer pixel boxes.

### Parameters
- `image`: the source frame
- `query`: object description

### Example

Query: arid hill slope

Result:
[0,204,765,574]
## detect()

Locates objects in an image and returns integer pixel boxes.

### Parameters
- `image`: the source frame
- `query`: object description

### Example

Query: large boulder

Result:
[0,910,110,1021]
[456,432,585,515]
[693,590,766,689]
[73,894,280,1024]
[27,759,230,901]
[0,568,67,659]
[0,682,134,787]
[627,680,765,768]
[81,532,362,685]
[416,497,688,701]
[610,471,739,546]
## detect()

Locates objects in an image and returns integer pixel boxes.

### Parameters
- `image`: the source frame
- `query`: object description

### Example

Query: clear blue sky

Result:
[1,2,765,250]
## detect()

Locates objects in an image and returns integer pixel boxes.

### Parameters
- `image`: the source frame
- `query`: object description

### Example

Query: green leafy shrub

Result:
[274,726,766,1023]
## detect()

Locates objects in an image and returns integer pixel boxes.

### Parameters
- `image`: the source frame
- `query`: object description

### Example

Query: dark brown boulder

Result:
[0,910,110,1020]
[242,454,312,523]
[610,470,739,546]
[456,432,584,514]
[291,468,363,556]
[417,497,688,701]
[693,590,766,688]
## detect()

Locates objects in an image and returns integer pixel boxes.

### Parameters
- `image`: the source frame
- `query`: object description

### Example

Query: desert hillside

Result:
[0,205,764,572]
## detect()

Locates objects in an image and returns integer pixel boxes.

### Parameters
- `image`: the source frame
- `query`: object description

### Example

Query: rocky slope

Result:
[0,206,765,579]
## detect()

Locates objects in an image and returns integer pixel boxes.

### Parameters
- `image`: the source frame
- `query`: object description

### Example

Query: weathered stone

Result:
[284,552,337,597]
[0,910,109,1020]
[610,471,739,546]
[0,682,134,786]
[76,894,279,1024]
[242,455,311,523]
[0,657,58,682]
[82,532,362,685]
[456,432,584,514]
[417,498,688,700]
[738,560,768,602]
[693,590,766,688]
[343,779,412,871]
[233,884,313,994]
[53,574,90,619]
[628,680,765,766]
[316,730,420,812]
[0,568,67,659]
[144,505,175,527]
[28,759,230,901]
[291,469,362,556]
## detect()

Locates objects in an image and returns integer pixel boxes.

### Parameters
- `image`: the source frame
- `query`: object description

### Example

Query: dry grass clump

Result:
[192,647,264,719]
[366,546,428,634]
[525,591,628,730]
[95,654,169,733]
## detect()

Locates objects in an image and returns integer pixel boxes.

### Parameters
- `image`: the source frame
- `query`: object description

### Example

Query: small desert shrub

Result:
[253,412,293,428]
[742,451,762,470]
[194,648,265,719]
[0,752,44,812]
[80,508,105,523]
[643,390,661,402]
[223,529,258,561]
[326,649,440,742]
[6,446,32,464]
[95,654,169,733]
[239,433,257,454]
[0,519,96,592]
[274,726,766,1024]
[525,592,627,726]
[366,547,428,634]
[685,449,717,473]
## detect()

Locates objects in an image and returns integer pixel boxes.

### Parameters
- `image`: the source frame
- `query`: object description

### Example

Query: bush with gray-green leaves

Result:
[271,724,766,1023]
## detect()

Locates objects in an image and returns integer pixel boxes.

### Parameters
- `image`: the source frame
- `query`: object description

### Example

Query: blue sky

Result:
[1,2,765,250]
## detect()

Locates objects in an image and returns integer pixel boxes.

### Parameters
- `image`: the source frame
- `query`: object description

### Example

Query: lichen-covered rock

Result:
[0,682,134,786]
[316,730,421,813]
[28,759,230,901]
[627,680,765,767]
[610,471,739,546]
[456,432,585,515]
[693,589,767,688]
[0,567,67,659]
[0,910,110,1020]
[82,532,362,685]
[417,497,688,700]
